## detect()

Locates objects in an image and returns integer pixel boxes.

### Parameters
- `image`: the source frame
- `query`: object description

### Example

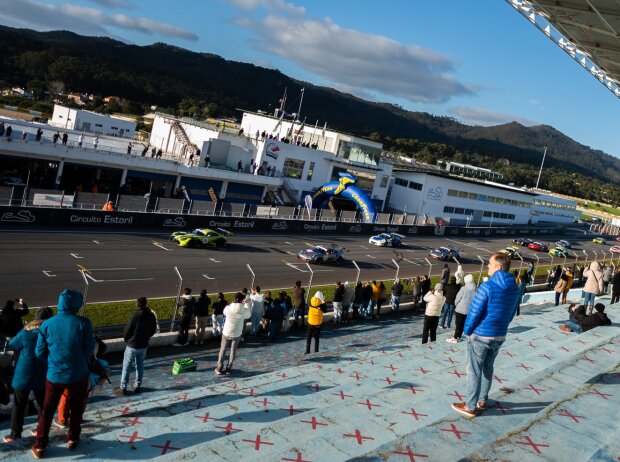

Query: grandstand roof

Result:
[508,0,620,99]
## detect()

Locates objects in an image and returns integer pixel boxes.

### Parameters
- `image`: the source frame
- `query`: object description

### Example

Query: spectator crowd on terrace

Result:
[0,254,615,457]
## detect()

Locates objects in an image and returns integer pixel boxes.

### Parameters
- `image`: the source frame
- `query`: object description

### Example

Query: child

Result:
[305,292,326,354]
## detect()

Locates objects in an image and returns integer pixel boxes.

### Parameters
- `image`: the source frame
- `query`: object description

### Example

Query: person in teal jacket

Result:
[4,307,54,443]
[451,253,520,419]
[32,289,95,458]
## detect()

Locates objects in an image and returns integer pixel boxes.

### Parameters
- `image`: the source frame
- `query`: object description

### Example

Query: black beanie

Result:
[35,307,54,321]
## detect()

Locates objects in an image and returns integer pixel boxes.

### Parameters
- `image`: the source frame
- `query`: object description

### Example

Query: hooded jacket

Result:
[123,306,157,349]
[583,262,604,295]
[222,300,251,338]
[9,320,47,390]
[463,270,520,337]
[580,311,612,332]
[455,275,476,315]
[443,282,460,305]
[454,266,465,285]
[307,296,326,326]
[178,295,195,319]
[194,295,211,317]
[250,292,265,315]
[343,283,354,306]
[36,289,95,384]
[423,290,446,317]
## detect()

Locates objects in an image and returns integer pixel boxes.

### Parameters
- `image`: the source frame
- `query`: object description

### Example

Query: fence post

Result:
[170,266,183,332]
[392,259,400,281]
[424,258,433,278]
[78,269,89,317]
[305,263,314,304]
[247,263,255,290]
[592,249,599,262]
[352,260,361,285]
[477,255,486,286]
[532,253,540,285]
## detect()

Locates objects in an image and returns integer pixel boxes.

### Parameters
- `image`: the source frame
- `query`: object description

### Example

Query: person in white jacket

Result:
[447,274,476,343]
[583,261,604,314]
[422,283,445,344]
[454,265,465,285]
[215,292,251,375]
[249,286,265,336]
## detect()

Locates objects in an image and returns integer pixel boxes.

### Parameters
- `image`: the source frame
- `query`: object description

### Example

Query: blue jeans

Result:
[250,308,262,335]
[583,291,596,308]
[564,320,583,333]
[465,334,504,411]
[390,295,401,311]
[120,346,147,391]
[368,300,377,317]
[440,303,456,328]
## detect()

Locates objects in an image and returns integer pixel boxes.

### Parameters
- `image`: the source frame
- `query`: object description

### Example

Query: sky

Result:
[0,0,618,158]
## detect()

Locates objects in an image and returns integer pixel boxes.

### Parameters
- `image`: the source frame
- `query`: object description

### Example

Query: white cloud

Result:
[0,0,197,41]
[450,106,538,126]
[232,10,471,104]
[87,0,134,8]
[227,0,305,16]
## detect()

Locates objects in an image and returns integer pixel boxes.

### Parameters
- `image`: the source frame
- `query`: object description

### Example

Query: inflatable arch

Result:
[310,172,377,223]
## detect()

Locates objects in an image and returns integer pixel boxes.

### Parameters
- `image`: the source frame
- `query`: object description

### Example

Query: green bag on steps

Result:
[172,357,197,375]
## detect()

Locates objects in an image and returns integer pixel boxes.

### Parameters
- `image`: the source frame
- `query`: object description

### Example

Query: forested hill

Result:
[1,25,619,202]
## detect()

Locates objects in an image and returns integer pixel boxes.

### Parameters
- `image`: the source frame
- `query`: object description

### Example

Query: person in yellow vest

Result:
[102,201,115,212]
[305,291,326,355]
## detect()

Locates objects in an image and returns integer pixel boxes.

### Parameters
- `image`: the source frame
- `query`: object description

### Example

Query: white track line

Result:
[93,240,101,244]
[202,274,215,280]
[209,258,221,263]
[152,242,172,251]
[366,254,376,259]
[70,253,83,259]
[42,270,56,277]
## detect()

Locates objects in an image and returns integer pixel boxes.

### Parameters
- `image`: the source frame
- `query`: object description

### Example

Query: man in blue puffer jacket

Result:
[452,253,520,419]
[32,289,95,458]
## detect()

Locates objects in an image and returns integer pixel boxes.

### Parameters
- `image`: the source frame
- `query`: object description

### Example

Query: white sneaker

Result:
[446,337,458,344]
[172,343,182,347]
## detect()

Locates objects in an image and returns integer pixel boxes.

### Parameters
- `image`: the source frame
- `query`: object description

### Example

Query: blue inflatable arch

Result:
[310,173,377,223]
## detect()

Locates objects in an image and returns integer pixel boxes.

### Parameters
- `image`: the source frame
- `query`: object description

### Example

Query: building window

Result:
[331,167,375,192]
[444,206,454,213]
[380,175,389,188]
[95,124,103,128]
[448,189,458,197]
[111,127,118,130]
[395,178,408,187]
[408,181,422,191]
[336,140,381,166]
[306,162,315,181]
[282,158,305,179]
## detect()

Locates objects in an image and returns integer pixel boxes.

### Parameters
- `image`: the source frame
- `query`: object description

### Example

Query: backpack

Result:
[89,358,111,386]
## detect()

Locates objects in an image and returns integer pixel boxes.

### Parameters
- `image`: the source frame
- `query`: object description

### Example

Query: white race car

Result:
[368,232,404,247]
[610,246,620,254]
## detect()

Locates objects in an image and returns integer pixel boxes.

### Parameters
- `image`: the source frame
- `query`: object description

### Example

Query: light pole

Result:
[477,255,486,286]
[531,253,540,285]
[424,258,433,278]
[392,259,400,281]
[535,146,548,189]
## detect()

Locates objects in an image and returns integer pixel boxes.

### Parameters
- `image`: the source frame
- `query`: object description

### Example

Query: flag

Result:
[295,117,306,142]
[272,110,285,133]
[286,121,294,138]
[321,121,327,137]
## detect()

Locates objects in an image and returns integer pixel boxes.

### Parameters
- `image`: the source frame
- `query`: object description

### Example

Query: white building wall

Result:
[51,105,135,138]
[50,105,78,130]
[531,193,578,224]
[389,172,534,224]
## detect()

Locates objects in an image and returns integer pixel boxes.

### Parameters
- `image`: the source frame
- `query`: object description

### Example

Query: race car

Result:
[527,242,549,252]
[298,244,346,264]
[513,238,533,247]
[610,246,620,254]
[429,246,461,261]
[549,247,568,257]
[498,246,522,260]
[368,232,404,247]
[169,228,232,248]
[593,237,606,244]
[616,236,620,242]
[555,240,571,248]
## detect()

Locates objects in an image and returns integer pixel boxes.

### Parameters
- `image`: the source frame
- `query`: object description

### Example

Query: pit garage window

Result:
[283,158,305,179]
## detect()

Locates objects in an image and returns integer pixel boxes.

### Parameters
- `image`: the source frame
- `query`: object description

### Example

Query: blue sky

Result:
[1,0,618,158]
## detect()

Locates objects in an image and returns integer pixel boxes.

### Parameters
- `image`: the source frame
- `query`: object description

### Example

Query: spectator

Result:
[265,292,287,342]
[554,273,568,306]
[353,281,364,320]
[205,154,210,167]
[156,149,163,158]
[93,136,99,150]
[573,265,582,287]
[21,131,27,142]
[562,269,573,305]
[391,278,403,311]
[33,289,95,457]
[559,303,587,333]
[52,132,60,144]
[194,289,211,345]
[78,134,83,148]
[411,276,422,309]
[526,261,534,282]
[151,147,156,157]
[305,291,326,354]
[0,298,29,339]
[422,283,445,344]
[454,265,465,284]
[440,276,460,329]
[611,267,620,304]
[362,282,373,319]
[292,281,306,329]
[237,160,243,172]
[102,201,115,212]
[602,265,613,293]
[36,128,43,141]
[173,288,195,346]
[127,143,133,155]
[440,264,450,285]
[211,293,227,336]
[62,132,68,145]
[215,292,251,375]
[583,261,604,313]
[6,125,13,139]
[249,286,265,336]
[376,281,387,318]
[451,252,520,419]
[561,303,611,333]
[342,281,354,322]
[4,307,53,443]
[448,274,476,343]
[141,145,148,157]
[115,297,157,396]
[332,281,344,324]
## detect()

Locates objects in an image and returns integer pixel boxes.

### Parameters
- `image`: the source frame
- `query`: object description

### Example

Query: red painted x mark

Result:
[255,397,274,407]
[448,390,465,401]
[306,384,321,392]
[415,367,430,374]
[357,398,381,410]
[385,364,398,371]
[383,377,397,385]
[406,385,423,394]
[151,439,180,455]
[495,401,512,414]
[448,370,464,379]
[300,416,327,430]
[401,408,428,421]
[123,416,142,427]
[119,431,144,443]
[517,363,532,371]
[557,409,586,423]
[194,412,218,423]
[588,388,612,400]
[332,391,352,400]
[280,405,303,416]
[343,429,374,445]
[493,375,506,384]
[214,422,241,434]
[539,354,553,361]
[281,452,311,462]
[514,436,549,454]
[242,434,273,451]
[391,445,428,461]
[440,423,471,440]
[525,384,545,396]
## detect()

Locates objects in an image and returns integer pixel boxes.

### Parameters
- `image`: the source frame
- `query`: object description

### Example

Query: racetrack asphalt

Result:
[0,227,608,306]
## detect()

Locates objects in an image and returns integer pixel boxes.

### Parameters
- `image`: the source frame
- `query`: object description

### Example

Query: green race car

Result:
[498,246,522,259]
[593,237,606,245]
[549,247,568,257]
[170,228,232,248]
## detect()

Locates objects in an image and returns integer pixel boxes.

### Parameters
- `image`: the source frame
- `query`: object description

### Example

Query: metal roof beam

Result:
[553,18,619,39]
[533,0,620,20]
